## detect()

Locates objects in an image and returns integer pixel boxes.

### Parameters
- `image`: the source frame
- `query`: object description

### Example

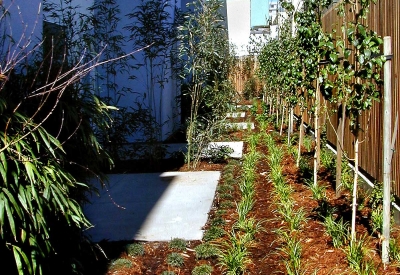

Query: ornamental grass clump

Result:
[234,217,264,241]
[344,234,377,274]
[323,214,349,248]
[217,233,253,275]
[306,179,327,201]
[277,236,304,275]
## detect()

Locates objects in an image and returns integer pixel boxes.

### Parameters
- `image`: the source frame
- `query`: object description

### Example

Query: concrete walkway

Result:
[84,171,220,242]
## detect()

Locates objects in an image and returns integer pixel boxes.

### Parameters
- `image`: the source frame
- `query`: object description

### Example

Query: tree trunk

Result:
[336,102,346,197]
[280,103,285,136]
[287,107,293,145]
[351,136,359,241]
[297,110,304,167]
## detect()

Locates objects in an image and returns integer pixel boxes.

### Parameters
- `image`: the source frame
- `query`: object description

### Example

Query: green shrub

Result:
[169,238,187,251]
[166,252,184,267]
[217,184,234,193]
[203,226,225,241]
[126,243,145,257]
[161,271,177,275]
[211,216,226,226]
[216,209,227,216]
[195,243,219,259]
[220,193,234,200]
[109,258,132,269]
[192,264,213,275]
[220,201,234,209]
[203,145,234,163]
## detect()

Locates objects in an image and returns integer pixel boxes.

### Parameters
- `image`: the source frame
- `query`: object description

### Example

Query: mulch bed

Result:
[89,101,400,275]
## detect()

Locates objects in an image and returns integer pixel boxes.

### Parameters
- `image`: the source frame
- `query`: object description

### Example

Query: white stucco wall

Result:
[1,0,43,73]
[226,0,251,56]
[93,0,180,141]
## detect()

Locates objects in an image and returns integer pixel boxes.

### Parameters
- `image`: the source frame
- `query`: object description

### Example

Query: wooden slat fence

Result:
[299,0,400,195]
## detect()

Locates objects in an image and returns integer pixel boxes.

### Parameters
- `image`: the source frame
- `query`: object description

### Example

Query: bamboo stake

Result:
[351,137,359,241]
[382,36,392,264]
[314,73,321,187]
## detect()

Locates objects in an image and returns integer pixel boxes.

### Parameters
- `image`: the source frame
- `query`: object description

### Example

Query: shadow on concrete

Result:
[84,171,220,243]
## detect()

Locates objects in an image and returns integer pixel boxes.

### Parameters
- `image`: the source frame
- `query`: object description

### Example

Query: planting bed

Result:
[88,104,400,275]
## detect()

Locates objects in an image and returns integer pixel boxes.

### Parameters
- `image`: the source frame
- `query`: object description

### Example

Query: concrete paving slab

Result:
[226,112,246,118]
[236,104,253,110]
[226,122,255,130]
[84,171,220,242]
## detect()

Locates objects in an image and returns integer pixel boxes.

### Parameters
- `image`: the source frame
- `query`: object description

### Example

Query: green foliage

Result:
[220,201,234,209]
[246,133,260,152]
[389,238,400,263]
[302,135,313,153]
[0,1,118,274]
[217,184,234,193]
[236,196,254,221]
[320,148,336,172]
[169,238,187,251]
[217,233,252,275]
[306,180,327,201]
[109,258,133,269]
[203,226,225,242]
[126,243,145,257]
[277,236,304,275]
[211,217,226,227]
[161,271,177,275]
[202,145,234,163]
[323,215,349,248]
[179,0,235,168]
[344,234,375,274]
[192,264,213,275]
[324,1,384,133]
[234,217,264,241]
[166,252,184,267]
[340,158,354,193]
[195,243,219,259]
[243,77,259,100]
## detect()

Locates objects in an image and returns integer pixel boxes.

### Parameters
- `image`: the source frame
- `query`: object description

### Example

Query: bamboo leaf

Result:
[12,245,32,275]
[0,195,5,233]
[5,199,17,240]
[24,162,37,184]
[2,188,23,220]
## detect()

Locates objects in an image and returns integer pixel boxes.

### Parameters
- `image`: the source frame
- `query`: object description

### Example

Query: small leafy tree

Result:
[337,0,384,241]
